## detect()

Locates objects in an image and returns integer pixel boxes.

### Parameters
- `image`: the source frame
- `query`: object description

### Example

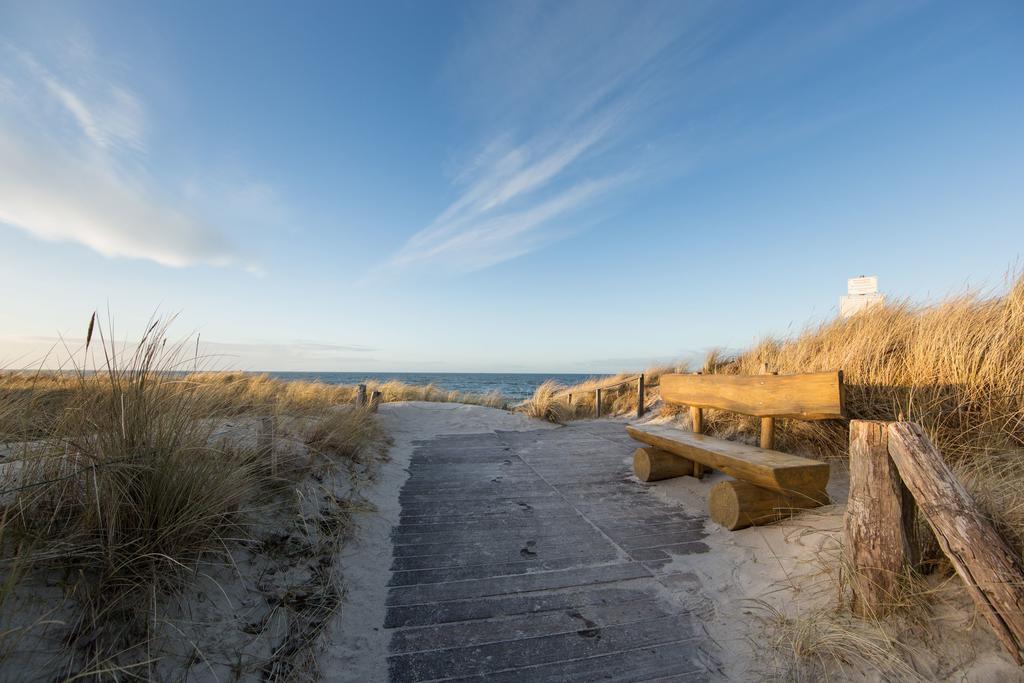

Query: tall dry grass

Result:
[526,275,1024,466]
[0,317,390,675]
[1,319,264,666]
[705,275,1024,463]
[0,371,507,439]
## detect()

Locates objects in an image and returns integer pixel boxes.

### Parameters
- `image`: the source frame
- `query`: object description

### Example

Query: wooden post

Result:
[689,405,705,478]
[888,422,1024,663]
[258,415,275,457]
[369,390,382,413]
[258,415,277,475]
[637,374,645,418]
[595,388,602,418]
[843,420,915,617]
[689,406,703,432]
[759,366,778,450]
[760,417,775,450]
[356,383,367,407]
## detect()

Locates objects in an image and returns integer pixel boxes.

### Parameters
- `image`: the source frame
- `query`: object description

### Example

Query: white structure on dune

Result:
[840,275,884,317]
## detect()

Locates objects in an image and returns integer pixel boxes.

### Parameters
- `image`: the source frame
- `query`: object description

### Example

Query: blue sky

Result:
[1,1,1022,372]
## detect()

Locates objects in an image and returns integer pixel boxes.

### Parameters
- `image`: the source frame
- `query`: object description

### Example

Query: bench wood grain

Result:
[709,480,829,530]
[626,424,829,495]
[659,371,844,420]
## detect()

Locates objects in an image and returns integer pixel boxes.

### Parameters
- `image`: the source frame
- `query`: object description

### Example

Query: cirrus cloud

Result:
[0,44,239,268]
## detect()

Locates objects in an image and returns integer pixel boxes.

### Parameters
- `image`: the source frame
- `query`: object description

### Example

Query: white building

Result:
[840,276,884,317]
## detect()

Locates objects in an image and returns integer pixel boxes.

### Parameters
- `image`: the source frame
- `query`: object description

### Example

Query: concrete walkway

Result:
[382,415,718,681]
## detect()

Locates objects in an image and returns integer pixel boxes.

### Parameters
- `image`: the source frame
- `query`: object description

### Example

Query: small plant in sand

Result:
[519,380,575,423]
[306,404,389,464]
[755,599,921,682]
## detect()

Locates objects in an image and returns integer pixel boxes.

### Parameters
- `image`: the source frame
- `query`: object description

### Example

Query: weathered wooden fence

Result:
[356,383,382,412]
[843,420,1024,663]
[591,373,647,418]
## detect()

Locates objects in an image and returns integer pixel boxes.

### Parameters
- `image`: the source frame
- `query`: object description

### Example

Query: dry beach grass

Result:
[524,273,1024,465]
[0,317,392,679]
[0,369,505,441]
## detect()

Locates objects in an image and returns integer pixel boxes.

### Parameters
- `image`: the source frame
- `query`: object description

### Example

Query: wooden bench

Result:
[627,370,845,530]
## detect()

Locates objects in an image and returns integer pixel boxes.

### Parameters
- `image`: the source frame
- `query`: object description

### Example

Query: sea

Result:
[264,372,608,402]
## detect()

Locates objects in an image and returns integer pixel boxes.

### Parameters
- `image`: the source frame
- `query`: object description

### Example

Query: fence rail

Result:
[557,374,648,419]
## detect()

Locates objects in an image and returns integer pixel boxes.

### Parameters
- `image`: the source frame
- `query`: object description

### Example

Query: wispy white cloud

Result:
[401,109,624,259]
[389,0,922,274]
[393,175,624,271]
[12,49,146,153]
[0,131,230,266]
[0,334,377,372]
[387,1,696,273]
[0,43,239,268]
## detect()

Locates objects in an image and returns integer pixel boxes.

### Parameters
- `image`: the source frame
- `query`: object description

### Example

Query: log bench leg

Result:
[708,480,829,530]
[633,447,695,482]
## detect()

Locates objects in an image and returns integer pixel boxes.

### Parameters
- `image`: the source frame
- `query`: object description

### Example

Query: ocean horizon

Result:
[265,371,609,402]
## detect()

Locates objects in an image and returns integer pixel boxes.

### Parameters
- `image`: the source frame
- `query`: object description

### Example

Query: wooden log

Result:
[637,374,645,419]
[626,424,830,495]
[709,479,828,531]
[258,415,277,475]
[689,406,705,478]
[369,390,382,413]
[758,365,778,450]
[843,421,916,617]
[633,447,694,482]
[659,370,845,419]
[760,416,775,450]
[357,383,367,407]
[888,422,1024,663]
[595,388,602,418]
[258,415,275,457]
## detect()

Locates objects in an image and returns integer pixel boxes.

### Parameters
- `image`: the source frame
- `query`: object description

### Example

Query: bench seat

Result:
[626,423,829,497]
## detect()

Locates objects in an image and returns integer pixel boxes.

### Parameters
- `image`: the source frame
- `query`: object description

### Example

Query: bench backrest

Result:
[659,370,845,420]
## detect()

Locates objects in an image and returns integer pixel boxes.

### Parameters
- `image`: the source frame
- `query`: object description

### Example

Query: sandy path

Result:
[323,402,718,681]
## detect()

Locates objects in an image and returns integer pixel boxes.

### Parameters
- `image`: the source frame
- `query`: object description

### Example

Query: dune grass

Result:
[523,274,1024,464]
[0,317,392,677]
[0,368,507,441]
[703,276,1024,463]
[754,599,921,682]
